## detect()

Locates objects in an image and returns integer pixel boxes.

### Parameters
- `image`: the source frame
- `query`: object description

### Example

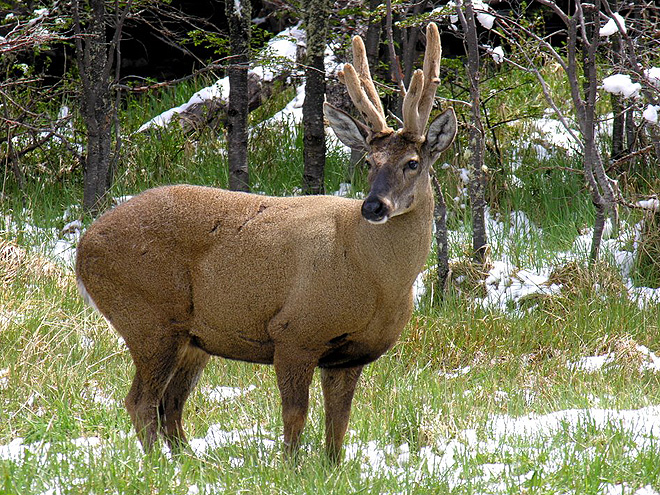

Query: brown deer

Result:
[75,22,456,462]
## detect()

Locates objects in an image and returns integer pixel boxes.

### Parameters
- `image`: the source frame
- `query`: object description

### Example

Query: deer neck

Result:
[353,177,434,295]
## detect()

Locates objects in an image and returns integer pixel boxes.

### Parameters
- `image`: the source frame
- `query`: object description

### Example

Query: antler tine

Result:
[351,36,387,121]
[339,36,393,136]
[341,64,391,134]
[401,23,442,140]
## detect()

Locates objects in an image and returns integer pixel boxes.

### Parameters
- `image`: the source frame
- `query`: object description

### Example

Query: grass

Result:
[1,69,660,494]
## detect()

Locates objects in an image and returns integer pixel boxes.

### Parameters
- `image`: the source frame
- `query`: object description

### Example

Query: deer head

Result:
[324,23,456,224]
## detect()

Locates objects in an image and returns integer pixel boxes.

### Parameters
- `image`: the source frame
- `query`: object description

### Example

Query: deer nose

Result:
[361,197,390,223]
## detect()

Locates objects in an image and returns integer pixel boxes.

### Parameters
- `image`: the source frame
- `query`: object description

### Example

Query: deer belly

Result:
[318,336,396,369]
[190,316,275,364]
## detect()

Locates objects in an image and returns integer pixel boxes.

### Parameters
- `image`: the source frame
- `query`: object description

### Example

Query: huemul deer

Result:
[76,22,456,462]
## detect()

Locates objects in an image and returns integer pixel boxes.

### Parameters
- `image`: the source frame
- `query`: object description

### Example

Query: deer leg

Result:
[158,343,210,451]
[273,348,317,458]
[123,332,185,451]
[320,365,364,463]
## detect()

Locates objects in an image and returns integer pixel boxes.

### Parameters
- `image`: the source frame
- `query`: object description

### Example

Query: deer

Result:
[75,22,456,463]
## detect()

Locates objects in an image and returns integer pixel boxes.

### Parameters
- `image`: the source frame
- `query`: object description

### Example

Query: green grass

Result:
[1,232,659,494]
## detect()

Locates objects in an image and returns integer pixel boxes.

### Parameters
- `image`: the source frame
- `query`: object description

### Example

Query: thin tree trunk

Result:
[226,0,251,192]
[73,0,131,216]
[432,173,449,299]
[610,93,625,160]
[457,0,488,265]
[302,0,330,195]
[365,0,382,75]
[401,1,428,88]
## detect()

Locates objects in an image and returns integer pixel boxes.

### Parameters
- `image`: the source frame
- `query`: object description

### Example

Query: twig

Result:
[607,144,654,172]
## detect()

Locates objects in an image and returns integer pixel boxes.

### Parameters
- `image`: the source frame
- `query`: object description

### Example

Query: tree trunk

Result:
[610,93,625,160]
[226,0,251,192]
[365,0,382,75]
[457,0,488,265]
[74,0,116,215]
[302,0,330,195]
[432,173,450,299]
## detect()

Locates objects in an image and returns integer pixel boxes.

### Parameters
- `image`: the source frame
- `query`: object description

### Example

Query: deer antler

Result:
[339,36,394,137]
[401,23,442,141]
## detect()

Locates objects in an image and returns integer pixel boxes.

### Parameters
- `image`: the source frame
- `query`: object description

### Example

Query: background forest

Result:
[2,1,660,494]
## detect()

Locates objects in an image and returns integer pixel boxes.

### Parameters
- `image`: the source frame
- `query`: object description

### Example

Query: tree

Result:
[225,0,251,192]
[455,0,488,266]
[73,0,133,215]
[1,6,78,199]
[302,0,331,195]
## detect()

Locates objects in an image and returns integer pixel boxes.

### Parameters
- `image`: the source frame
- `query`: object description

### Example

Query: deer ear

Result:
[425,108,457,160]
[324,102,371,153]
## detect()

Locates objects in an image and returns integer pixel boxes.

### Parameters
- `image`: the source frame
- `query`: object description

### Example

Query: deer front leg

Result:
[273,348,316,458]
[320,365,364,463]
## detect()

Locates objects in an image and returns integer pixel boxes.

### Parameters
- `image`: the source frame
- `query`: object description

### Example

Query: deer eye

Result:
[406,160,419,170]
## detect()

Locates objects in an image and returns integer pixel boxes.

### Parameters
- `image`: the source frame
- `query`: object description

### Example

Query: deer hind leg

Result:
[123,329,187,451]
[320,365,364,463]
[158,343,210,451]
[273,347,317,458]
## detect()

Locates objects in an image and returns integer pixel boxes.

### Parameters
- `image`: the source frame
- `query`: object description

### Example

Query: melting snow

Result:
[642,104,659,124]
[0,368,8,390]
[602,74,641,98]
[471,0,496,30]
[3,404,660,493]
[202,384,256,402]
[645,68,660,88]
[138,25,306,133]
[599,13,626,37]
[490,46,504,64]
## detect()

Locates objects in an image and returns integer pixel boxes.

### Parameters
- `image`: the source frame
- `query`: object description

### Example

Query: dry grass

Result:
[548,260,627,296]
[0,238,68,289]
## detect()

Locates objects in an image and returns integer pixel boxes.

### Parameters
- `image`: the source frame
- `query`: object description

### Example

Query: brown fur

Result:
[76,180,433,458]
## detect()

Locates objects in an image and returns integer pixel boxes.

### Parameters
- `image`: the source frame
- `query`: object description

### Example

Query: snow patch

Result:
[139,25,305,132]
[473,0,496,30]
[490,46,504,64]
[569,345,660,374]
[642,104,659,124]
[599,13,626,36]
[636,197,659,212]
[601,74,641,98]
[202,385,256,402]
[644,67,660,87]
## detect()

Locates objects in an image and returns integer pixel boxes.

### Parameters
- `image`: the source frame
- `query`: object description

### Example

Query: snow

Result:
[645,67,660,87]
[3,209,81,268]
[569,345,660,373]
[433,1,494,30]
[642,104,659,124]
[601,74,641,98]
[3,388,660,491]
[0,368,8,390]
[82,382,117,408]
[636,197,659,211]
[490,46,504,64]
[473,0,496,30]
[411,201,660,313]
[599,13,626,37]
[138,25,305,132]
[202,384,256,402]
[531,117,580,151]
